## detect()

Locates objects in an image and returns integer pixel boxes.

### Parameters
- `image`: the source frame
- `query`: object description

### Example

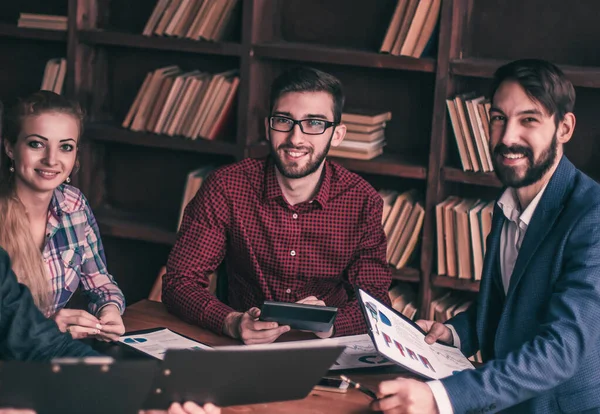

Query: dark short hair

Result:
[490,59,575,124]
[269,66,345,123]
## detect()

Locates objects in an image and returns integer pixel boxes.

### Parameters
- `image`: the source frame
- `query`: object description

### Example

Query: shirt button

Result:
[292,213,298,219]
[286,288,291,294]
[290,250,296,256]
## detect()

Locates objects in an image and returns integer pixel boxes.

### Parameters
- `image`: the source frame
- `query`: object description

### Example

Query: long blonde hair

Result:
[0,91,84,314]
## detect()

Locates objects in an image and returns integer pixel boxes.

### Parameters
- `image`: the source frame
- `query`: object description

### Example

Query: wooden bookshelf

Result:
[85,124,240,157]
[432,274,480,292]
[442,167,502,188]
[392,267,421,283]
[254,42,436,73]
[79,30,243,56]
[451,57,600,89]
[95,206,177,246]
[6,0,600,317]
[0,23,66,42]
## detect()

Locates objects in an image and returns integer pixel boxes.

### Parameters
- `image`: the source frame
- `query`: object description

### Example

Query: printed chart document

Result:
[119,328,212,359]
[358,289,475,379]
[327,334,394,370]
[271,334,394,370]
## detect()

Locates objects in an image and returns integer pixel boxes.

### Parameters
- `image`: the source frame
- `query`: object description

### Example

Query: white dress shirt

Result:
[426,184,548,413]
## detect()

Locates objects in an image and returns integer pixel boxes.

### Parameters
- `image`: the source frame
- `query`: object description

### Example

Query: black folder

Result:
[0,358,158,414]
[143,342,345,409]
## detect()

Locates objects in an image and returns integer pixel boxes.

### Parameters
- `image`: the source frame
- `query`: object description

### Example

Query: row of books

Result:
[143,0,239,41]
[329,110,391,160]
[122,66,240,141]
[389,282,418,321]
[380,0,441,58]
[17,13,67,31]
[380,189,425,269]
[436,196,494,281]
[429,290,482,363]
[41,58,67,95]
[447,93,494,172]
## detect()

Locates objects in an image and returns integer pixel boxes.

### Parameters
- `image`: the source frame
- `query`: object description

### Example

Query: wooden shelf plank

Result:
[254,42,436,73]
[246,141,427,180]
[432,274,480,292]
[95,206,177,246]
[0,23,66,42]
[391,267,420,283]
[442,166,502,188]
[85,124,240,157]
[451,57,600,88]
[78,30,242,57]
[331,153,428,180]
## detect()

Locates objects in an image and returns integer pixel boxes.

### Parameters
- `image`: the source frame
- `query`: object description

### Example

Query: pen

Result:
[339,375,378,400]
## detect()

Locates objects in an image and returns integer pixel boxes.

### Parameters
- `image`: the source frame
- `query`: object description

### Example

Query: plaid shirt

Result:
[43,184,125,316]
[163,157,392,337]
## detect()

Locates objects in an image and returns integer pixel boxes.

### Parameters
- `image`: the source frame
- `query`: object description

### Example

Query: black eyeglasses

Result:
[268,116,338,135]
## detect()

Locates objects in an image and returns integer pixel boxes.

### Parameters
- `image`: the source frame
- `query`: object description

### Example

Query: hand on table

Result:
[370,378,439,414]
[0,409,36,414]
[51,309,102,339]
[296,296,334,339]
[414,319,453,345]
[223,308,290,345]
[96,304,126,341]
[143,402,221,414]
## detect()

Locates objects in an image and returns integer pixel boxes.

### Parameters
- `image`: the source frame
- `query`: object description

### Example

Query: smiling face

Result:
[4,112,79,195]
[266,91,345,179]
[489,81,564,188]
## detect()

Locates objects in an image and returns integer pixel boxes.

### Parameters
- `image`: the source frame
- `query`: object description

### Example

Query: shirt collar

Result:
[497,182,549,227]
[262,157,331,209]
[49,185,84,218]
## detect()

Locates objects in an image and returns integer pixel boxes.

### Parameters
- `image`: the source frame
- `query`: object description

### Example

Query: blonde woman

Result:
[0,91,125,341]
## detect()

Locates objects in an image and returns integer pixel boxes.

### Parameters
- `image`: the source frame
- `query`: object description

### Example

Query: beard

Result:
[491,130,558,188]
[268,131,333,179]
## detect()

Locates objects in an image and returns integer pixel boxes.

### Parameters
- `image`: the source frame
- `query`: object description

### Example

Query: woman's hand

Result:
[96,304,126,342]
[51,309,102,339]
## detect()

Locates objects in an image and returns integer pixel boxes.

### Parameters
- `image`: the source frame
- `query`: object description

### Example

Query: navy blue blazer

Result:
[442,156,600,414]
[0,247,97,360]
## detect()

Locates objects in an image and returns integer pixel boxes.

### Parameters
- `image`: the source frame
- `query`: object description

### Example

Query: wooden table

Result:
[122,300,412,414]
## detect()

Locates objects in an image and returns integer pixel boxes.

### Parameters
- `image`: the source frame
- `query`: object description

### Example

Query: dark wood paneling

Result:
[468,0,600,66]
[280,0,397,50]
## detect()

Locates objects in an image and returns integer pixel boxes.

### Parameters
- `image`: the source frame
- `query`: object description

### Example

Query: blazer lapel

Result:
[505,156,575,298]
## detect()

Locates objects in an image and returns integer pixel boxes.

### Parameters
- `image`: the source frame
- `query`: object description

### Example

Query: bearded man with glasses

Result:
[162,66,392,344]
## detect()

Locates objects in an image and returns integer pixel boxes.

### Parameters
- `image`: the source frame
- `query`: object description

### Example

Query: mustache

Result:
[493,144,533,159]
[277,144,312,153]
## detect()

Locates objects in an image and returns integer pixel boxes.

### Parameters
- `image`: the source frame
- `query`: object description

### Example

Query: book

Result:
[411,0,441,58]
[344,129,385,143]
[341,109,392,125]
[344,121,387,134]
[380,0,409,53]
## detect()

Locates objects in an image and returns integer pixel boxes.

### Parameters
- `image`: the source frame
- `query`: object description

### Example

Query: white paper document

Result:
[359,289,475,379]
[119,328,212,360]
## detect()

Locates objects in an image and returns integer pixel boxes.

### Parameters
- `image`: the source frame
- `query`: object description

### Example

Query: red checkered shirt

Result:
[163,157,392,336]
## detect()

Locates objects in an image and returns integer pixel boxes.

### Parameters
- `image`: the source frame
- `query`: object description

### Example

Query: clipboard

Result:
[143,341,345,409]
[0,358,159,414]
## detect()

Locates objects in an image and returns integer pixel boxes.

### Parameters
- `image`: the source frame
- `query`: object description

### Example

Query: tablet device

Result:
[0,358,158,414]
[143,341,345,409]
[259,300,338,332]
